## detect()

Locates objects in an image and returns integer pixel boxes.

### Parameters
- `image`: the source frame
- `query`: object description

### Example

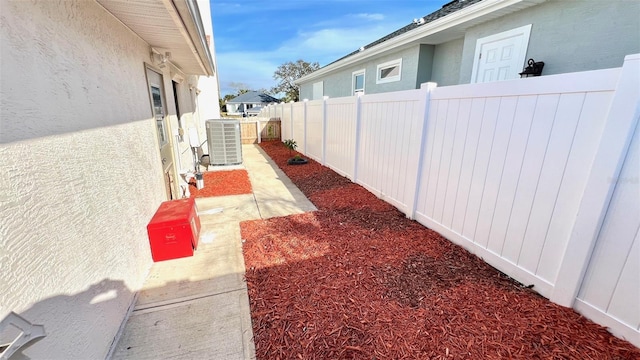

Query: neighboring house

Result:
[226,91,280,116]
[0,0,220,358]
[296,0,640,99]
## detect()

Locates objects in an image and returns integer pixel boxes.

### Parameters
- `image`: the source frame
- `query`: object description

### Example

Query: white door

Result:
[471,24,532,83]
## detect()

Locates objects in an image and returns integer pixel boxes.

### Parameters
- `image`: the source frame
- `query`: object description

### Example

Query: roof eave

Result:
[180,0,215,76]
[96,0,214,76]
[295,0,545,84]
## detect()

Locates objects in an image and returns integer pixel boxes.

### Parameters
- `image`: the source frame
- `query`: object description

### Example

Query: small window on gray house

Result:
[376,58,402,84]
[353,69,365,95]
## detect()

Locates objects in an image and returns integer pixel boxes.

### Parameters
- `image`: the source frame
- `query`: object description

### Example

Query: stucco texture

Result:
[1,1,166,358]
[431,38,464,87]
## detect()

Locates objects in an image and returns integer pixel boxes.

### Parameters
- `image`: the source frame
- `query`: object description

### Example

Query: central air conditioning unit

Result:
[205,119,242,165]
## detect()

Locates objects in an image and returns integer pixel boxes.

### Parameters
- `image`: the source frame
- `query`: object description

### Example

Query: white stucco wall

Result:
[0,1,166,358]
[195,0,221,155]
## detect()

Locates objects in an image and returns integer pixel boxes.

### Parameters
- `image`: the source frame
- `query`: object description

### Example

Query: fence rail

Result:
[256,54,640,346]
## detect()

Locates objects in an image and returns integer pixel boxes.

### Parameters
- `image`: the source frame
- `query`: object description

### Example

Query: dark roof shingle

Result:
[227,91,279,104]
[327,0,483,66]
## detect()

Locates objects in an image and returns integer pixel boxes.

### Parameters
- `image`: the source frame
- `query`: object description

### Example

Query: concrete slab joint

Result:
[111,145,315,359]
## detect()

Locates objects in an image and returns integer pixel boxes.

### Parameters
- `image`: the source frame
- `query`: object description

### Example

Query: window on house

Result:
[376,59,402,84]
[151,86,167,146]
[353,70,365,95]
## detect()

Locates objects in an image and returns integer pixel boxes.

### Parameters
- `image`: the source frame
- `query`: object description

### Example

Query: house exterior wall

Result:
[227,101,277,116]
[299,82,315,101]
[300,0,639,95]
[301,46,422,99]
[163,0,219,178]
[195,0,221,123]
[459,0,640,83]
[415,44,435,88]
[0,1,167,358]
[431,38,464,87]
[168,70,203,179]
[227,103,241,114]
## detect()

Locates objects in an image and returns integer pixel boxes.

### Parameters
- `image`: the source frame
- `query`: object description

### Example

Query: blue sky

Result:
[210,0,443,96]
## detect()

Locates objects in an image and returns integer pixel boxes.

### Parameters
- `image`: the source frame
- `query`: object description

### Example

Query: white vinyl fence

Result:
[257,54,640,346]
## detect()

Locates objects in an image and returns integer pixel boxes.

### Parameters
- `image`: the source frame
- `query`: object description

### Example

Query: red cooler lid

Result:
[148,198,195,227]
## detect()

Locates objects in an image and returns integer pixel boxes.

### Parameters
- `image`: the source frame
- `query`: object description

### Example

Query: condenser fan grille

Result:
[205,119,242,165]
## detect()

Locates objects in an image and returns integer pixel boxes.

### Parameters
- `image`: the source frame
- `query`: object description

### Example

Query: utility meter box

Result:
[147,198,201,262]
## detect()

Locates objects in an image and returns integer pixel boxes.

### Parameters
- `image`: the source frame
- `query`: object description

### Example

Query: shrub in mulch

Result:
[240,140,640,359]
[188,169,252,198]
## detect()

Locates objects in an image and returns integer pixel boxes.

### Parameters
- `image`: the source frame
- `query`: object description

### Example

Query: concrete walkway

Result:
[111,144,316,359]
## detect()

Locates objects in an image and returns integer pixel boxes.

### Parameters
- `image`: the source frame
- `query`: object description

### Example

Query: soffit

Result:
[96,0,213,76]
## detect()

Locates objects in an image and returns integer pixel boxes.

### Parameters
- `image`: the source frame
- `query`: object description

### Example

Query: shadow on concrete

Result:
[1,279,132,359]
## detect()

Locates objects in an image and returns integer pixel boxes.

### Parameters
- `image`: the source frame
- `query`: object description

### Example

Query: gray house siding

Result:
[299,0,639,96]
[459,0,640,83]
[416,44,435,88]
[299,83,313,100]
[301,46,422,99]
[431,38,464,87]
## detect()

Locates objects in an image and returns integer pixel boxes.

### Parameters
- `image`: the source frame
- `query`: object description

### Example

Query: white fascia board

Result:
[164,0,215,76]
[295,0,545,84]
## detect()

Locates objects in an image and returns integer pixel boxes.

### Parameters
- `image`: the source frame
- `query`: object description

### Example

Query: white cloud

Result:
[214,19,406,96]
[216,52,278,94]
[354,13,384,21]
[280,21,405,63]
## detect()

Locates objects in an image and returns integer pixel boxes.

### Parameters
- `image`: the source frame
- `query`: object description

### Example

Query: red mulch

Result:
[188,169,252,198]
[239,140,640,359]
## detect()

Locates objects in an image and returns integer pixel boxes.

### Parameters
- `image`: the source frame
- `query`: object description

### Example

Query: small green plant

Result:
[283,139,297,156]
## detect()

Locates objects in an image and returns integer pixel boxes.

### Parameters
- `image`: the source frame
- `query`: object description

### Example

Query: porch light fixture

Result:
[519,58,544,78]
[151,48,171,68]
[158,52,171,68]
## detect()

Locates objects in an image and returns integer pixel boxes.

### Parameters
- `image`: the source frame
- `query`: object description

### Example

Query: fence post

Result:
[322,96,329,165]
[289,101,294,141]
[303,99,308,155]
[551,54,640,307]
[352,93,363,182]
[406,82,438,220]
[257,118,262,143]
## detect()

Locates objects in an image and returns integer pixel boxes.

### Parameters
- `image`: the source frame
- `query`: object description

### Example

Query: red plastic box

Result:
[147,198,201,262]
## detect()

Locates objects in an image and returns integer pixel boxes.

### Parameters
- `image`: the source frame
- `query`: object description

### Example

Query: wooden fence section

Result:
[260,120,281,141]
[240,121,258,144]
[239,119,281,144]
[256,54,640,346]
